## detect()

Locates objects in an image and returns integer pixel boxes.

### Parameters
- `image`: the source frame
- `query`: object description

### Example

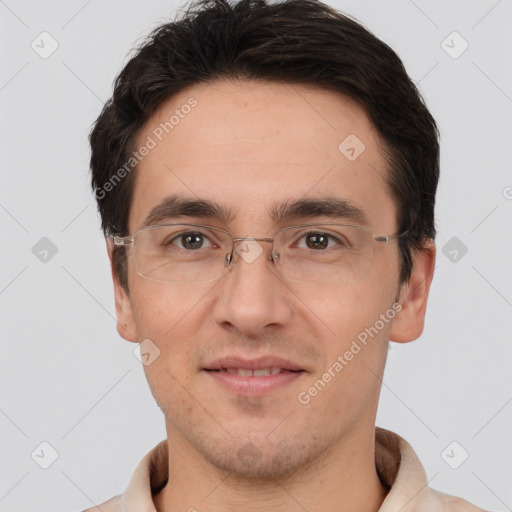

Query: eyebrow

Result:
[141,194,369,228]
[142,194,235,227]
[271,196,368,225]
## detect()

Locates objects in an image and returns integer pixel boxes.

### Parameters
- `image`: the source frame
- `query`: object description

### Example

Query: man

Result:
[86,0,486,510]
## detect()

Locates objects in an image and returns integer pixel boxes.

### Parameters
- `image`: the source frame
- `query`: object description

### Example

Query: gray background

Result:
[1,0,511,510]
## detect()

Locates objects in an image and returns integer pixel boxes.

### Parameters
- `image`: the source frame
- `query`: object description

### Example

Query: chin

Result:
[194,431,330,480]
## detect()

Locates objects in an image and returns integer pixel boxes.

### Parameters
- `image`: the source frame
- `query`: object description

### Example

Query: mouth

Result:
[203,356,306,395]
[205,367,303,377]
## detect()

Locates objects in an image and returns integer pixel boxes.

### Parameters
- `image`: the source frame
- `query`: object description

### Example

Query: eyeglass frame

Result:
[112,222,409,283]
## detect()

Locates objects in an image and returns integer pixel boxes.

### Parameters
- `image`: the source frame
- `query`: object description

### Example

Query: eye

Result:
[296,231,346,250]
[167,231,215,250]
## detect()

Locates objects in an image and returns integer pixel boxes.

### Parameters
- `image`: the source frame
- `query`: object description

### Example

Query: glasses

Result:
[113,222,408,284]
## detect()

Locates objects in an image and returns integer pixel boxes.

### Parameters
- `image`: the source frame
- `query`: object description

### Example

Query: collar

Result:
[101,427,479,512]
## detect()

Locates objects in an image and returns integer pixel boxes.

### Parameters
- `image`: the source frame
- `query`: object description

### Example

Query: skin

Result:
[108,79,436,512]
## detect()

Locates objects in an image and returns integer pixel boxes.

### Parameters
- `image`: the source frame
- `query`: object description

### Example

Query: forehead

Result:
[129,79,396,233]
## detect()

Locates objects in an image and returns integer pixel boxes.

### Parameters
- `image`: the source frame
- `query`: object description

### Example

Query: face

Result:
[111,79,434,478]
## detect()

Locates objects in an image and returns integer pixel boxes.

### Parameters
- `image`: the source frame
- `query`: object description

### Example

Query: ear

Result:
[106,237,138,343]
[389,239,436,343]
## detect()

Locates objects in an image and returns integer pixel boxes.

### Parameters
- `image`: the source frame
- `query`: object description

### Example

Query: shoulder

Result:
[432,489,489,511]
[81,494,123,512]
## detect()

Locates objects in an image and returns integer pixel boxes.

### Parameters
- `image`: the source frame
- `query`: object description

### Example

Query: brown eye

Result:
[181,233,204,250]
[305,233,329,250]
[166,231,213,250]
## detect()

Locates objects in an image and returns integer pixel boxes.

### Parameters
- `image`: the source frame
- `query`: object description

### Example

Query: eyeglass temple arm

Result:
[112,235,133,246]
[374,231,409,243]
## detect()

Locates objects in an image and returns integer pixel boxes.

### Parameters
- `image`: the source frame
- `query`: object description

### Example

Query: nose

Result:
[212,238,293,337]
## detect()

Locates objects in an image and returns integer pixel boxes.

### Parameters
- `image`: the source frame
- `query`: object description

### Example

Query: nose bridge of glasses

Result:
[225,236,275,267]
[231,236,274,244]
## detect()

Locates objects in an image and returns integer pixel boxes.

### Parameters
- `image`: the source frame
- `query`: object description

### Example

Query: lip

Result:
[203,356,304,372]
[203,356,306,396]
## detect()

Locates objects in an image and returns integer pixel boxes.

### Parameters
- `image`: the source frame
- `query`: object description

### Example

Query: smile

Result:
[208,367,301,377]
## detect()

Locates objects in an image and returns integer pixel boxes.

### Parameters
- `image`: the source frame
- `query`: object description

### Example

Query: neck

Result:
[153,423,388,512]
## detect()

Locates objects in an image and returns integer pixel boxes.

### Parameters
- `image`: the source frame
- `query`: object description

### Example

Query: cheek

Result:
[297,278,396,342]
[128,282,202,389]
[300,296,391,425]
[132,287,202,412]
[129,277,208,337]
[300,280,394,398]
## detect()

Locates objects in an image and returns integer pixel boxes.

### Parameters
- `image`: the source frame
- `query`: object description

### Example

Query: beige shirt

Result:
[84,427,486,512]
